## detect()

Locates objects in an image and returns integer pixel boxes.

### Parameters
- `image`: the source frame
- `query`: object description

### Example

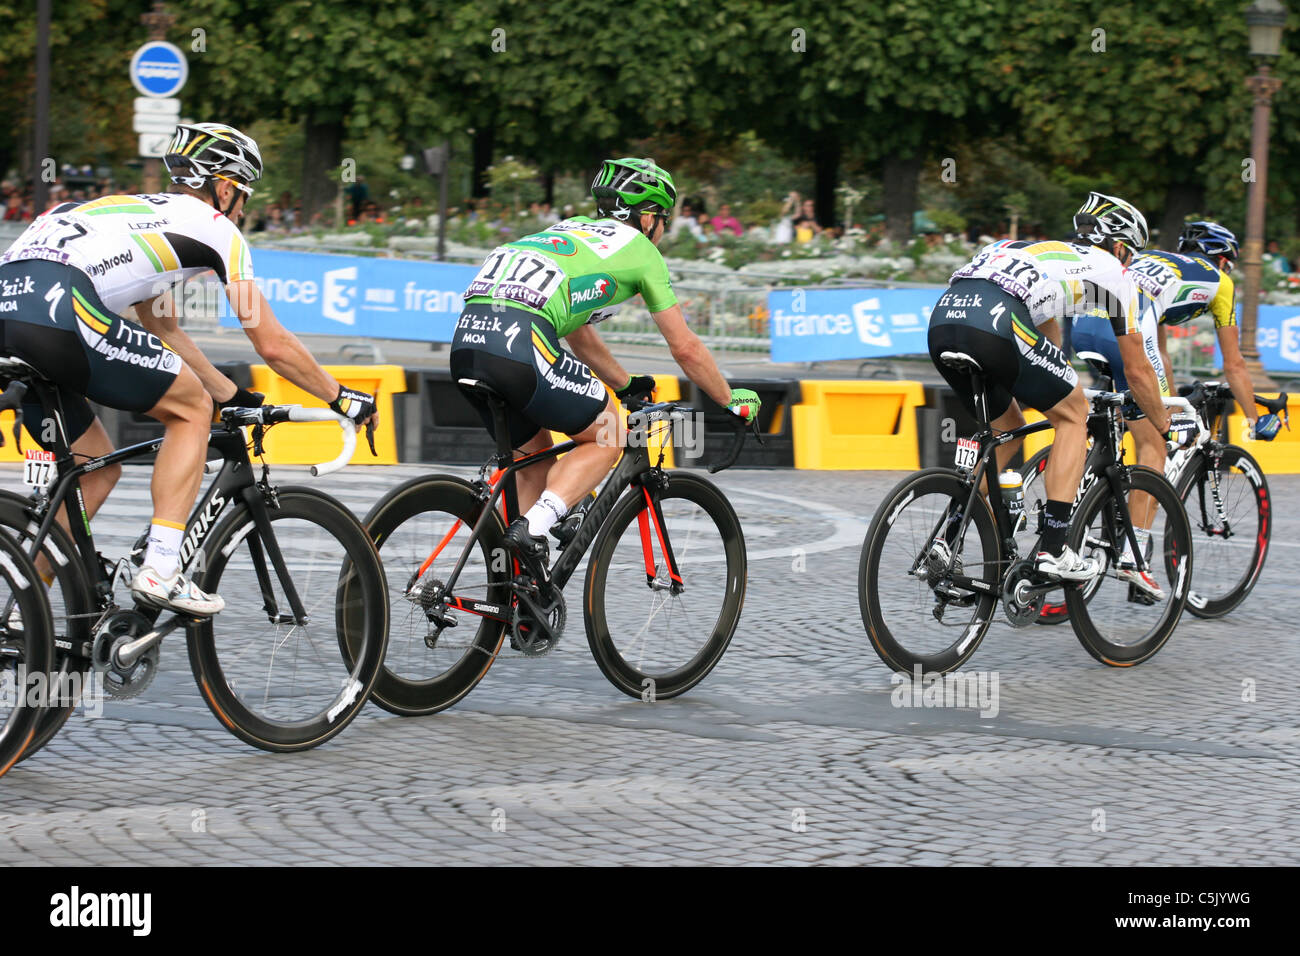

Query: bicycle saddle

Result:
[938,351,983,374]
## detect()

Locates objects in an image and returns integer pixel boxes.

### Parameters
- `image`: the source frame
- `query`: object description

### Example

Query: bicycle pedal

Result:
[1125,582,1158,607]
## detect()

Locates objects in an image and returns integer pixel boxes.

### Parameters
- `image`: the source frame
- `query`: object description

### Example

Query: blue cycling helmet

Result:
[1177,221,1239,260]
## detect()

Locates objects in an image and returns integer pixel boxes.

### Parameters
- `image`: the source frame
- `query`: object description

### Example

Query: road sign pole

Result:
[33,0,52,213]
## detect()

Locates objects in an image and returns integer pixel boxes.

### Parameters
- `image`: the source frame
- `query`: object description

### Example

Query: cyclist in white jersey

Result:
[0,123,378,615]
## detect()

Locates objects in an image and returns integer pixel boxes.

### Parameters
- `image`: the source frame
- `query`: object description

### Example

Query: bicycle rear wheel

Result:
[584,472,745,700]
[363,475,510,716]
[0,533,55,777]
[0,491,96,762]
[187,487,388,752]
[859,468,1001,675]
[1066,466,1192,666]
[1176,445,1269,619]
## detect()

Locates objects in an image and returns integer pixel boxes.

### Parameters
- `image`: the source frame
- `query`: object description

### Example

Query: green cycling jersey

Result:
[463,216,677,337]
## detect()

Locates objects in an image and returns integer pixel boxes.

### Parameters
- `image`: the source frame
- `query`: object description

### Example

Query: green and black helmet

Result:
[591,157,676,233]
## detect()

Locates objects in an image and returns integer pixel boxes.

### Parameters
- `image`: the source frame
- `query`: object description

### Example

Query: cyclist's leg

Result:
[928,315,1023,475]
[1007,314,1094,576]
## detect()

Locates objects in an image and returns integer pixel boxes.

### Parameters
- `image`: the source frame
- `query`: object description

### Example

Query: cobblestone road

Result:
[1,461,1296,865]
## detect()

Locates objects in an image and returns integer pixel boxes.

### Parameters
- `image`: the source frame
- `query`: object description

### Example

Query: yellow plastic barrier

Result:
[1227,393,1300,473]
[0,410,23,463]
[792,380,924,470]
[249,365,407,466]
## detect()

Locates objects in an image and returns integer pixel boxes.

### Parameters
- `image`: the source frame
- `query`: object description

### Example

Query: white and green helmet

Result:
[591,157,677,224]
[164,122,264,194]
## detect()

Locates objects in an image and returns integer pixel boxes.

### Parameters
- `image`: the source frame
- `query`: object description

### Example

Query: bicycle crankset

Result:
[92,610,159,699]
[510,576,566,657]
[1001,560,1046,628]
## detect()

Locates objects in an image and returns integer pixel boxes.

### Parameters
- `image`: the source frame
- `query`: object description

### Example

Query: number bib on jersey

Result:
[23,449,56,490]
[466,248,564,311]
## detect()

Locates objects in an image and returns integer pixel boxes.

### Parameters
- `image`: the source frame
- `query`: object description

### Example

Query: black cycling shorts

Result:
[449,304,609,448]
[0,260,182,447]
[928,279,1079,419]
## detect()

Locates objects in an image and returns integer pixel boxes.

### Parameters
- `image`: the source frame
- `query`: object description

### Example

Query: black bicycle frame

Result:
[17,376,311,649]
[434,404,681,622]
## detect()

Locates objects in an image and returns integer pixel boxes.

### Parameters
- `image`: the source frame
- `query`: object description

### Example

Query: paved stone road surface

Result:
[1,461,1296,865]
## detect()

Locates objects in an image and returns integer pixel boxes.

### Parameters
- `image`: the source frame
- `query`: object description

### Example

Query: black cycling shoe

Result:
[505,518,551,584]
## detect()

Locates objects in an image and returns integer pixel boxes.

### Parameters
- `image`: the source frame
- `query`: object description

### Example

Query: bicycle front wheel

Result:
[0,532,54,777]
[0,491,96,763]
[187,488,388,752]
[584,472,745,700]
[859,468,1001,675]
[1066,466,1192,666]
[363,475,510,716]
[1176,444,1270,619]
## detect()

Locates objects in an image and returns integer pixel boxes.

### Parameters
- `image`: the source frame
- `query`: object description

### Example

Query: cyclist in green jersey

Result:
[450,157,760,576]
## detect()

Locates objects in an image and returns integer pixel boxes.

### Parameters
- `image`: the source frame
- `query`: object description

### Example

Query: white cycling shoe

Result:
[1116,563,1166,601]
[131,566,225,617]
[1035,546,1102,583]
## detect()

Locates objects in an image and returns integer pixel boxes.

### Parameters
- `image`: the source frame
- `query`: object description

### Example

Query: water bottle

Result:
[999,470,1025,533]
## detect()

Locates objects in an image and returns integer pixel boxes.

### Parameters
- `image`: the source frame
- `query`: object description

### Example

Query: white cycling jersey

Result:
[950,239,1141,334]
[1,193,254,314]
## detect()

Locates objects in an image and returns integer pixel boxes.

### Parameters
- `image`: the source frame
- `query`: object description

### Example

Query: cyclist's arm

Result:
[132,292,239,402]
[1039,318,1062,349]
[226,280,352,407]
[650,303,731,406]
[565,324,629,390]
[1117,332,1172,432]
[1157,324,1175,393]
[1216,324,1258,428]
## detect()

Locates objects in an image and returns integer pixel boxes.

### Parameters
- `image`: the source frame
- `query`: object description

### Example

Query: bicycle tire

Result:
[0,491,96,762]
[1175,444,1270,619]
[362,475,510,716]
[584,472,745,700]
[1065,466,1192,666]
[859,468,1001,675]
[186,487,388,752]
[0,532,55,778]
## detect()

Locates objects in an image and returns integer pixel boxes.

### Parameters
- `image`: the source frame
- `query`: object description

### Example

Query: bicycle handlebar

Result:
[622,398,754,474]
[220,404,358,477]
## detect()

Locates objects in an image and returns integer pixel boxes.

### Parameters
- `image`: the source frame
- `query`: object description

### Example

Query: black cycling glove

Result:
[330,385,377,423]
[615,374,657,402]
[218,387,265,410]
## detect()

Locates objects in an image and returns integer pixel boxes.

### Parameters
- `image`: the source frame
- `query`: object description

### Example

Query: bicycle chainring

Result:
[1001,560,1046,628]
[91,610,159,699]
[510,580,566,657]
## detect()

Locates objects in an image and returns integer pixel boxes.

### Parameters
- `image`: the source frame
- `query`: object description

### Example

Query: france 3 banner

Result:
[223,249,479,342]
[1254,305,1300,372]
[767,287,940,363]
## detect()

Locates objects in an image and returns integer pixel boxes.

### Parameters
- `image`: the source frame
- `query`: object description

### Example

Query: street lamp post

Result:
[1240,0,1288,384]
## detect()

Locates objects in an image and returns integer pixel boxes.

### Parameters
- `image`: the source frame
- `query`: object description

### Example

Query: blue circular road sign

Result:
[129,41,188,98]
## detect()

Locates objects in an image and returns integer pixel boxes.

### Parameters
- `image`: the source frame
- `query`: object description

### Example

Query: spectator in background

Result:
[276,191,296,227]
[793,198,821,243]
[772,191,800,244]
[697,212,715,241]
[1264,239,1292,275]
[711,203,744,237]
[671,201,705,240]
[3,192,27,221]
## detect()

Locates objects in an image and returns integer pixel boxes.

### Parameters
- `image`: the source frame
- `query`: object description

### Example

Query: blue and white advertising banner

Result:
[225,249,478,343]
[1253,305,1300,373]
[767,287,941,363]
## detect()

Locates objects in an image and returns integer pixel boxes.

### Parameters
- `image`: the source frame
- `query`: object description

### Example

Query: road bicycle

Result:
[1022,358,1285,622]
[361,378,754,714]
[0,355,388,760]
[859,349,1192,675]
